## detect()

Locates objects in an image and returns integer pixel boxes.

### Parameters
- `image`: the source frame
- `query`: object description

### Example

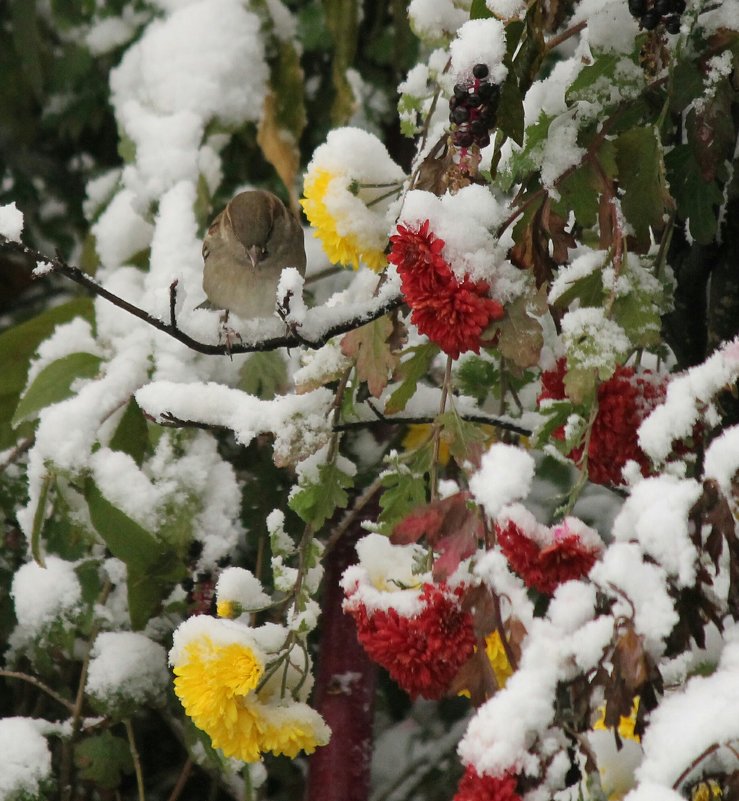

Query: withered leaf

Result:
[612,625,649,692]
[341,314,404,398]
[448,640,499,706]
[391,491,484,580]
[495,286,548,369]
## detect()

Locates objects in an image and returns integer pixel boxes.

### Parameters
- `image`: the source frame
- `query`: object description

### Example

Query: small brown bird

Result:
[202,190,306,319]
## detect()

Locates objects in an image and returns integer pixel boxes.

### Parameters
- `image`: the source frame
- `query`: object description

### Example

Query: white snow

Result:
[216,567,272,611]
[0,718,52,800]
[449,19,508,84]
[469,444,536,519]
[11,556,82,635]
[0,202,23,242]
[86,632,169,707]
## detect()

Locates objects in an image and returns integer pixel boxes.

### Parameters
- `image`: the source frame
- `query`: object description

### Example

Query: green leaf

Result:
[552,268,604,310]
[497,77,525,146]
[565,54,620,105]
[665,144,723,245]
[288,462,354,529]
[75,732,133,788]
[437,411,489,464]
[385,344,439,414]
[456,356,499,404]
[470,0,492,18]
[554,160,600,229]
[12,352,102,427]
[0,298,93,398]
[498,111,554,191]
[377,448,429,533]
[532,399,575,449]
[109,399,150,466]
[614,127,668,249]
[239,351,288,400]
[84,479,165,573]
[11,0,43,98]
[322,0,359,124]
[127,566,171,631]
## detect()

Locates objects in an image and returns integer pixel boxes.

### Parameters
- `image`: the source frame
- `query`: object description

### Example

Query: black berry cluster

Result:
[449,63,500,150]
[628,0,686,34]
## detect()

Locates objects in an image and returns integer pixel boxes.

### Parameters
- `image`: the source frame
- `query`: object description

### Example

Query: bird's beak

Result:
[247,245,261,270]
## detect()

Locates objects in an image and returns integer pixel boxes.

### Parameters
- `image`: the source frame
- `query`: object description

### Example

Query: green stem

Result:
[124,718,146,801]
[430,355,454,501]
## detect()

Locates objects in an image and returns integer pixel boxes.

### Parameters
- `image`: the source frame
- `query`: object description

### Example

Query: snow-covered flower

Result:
[539,360,668,485]
[496,511,602,595]
[388,219,505,359]
[170,617,329,762]
[301,127,405,271]
[342,535,475,699]
[453,765,522,801]
[345,581,476,699]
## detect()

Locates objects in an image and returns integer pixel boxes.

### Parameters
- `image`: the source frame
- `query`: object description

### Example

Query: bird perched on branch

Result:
[201,189,306,319]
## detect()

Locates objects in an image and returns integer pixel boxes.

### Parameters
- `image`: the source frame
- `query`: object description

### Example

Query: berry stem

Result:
[430,355,454,501]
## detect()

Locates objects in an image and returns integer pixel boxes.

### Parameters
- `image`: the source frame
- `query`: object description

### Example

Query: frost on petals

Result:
[388,220,505,359]
[496,511,602,595]
[453,765,522,801]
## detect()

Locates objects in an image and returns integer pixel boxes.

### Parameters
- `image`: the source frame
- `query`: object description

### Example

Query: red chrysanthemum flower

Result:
[496,519,600,595]
[388,220,505,360]
[346,583,476,699]
[453,765,522,801]
[538,359,667,485]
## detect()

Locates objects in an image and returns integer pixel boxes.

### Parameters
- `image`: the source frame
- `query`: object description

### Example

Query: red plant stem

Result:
[305,522,377,801]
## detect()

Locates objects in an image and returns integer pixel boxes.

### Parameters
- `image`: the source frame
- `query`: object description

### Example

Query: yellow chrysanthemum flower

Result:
[173,638,264,727]
[301,168,387,271]
[260,703,331,758]
[216,600,237,619]
[170,619,330,763]
[593,696,641,743]
[692,780,723,801]
[484,630,514,688]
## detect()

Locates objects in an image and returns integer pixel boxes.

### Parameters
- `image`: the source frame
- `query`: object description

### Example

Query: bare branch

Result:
[0,237,403,356]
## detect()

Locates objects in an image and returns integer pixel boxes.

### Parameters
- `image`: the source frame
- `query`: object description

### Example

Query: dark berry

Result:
[641,9,660,29]
[453,106,470,123]
[472,63,489,79]
[478,82,499,102]
[628,0,646,17]
[673,0,686,12]
[467,93,482,107]
[479,104,496,124]
[654,0,671,14]
[477,134,491,148]
[664,13,681,33]
[455,131,473,148]
[449,95,458,109]
[470,119,488,135]
[453,83,468,100]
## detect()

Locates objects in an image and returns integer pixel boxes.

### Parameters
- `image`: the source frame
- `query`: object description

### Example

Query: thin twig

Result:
[166,759,193,801]
[545,20,587,52]
[124,718,147,801]
[0,237,403,356]
[672,742,723,790]
[325,475,384,554]
[0,669,75,713]
[60,580,112,801]
[429,355,454,501]
[158,407,533,437]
